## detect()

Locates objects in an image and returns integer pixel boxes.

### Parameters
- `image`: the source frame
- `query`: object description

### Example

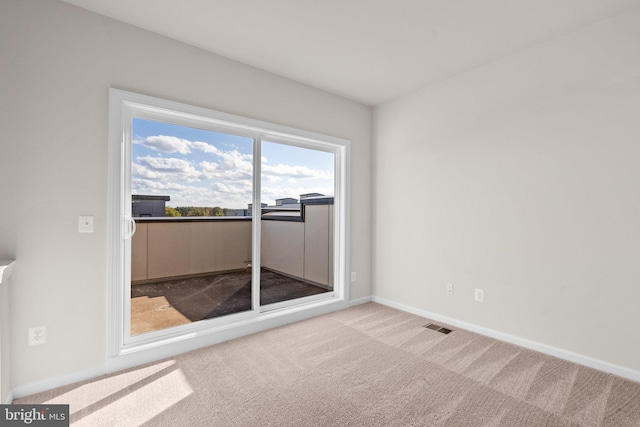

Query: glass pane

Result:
[129,118,253,335]
[260,141,335,306]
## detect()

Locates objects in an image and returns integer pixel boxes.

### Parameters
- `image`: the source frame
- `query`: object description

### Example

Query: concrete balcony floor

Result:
[131,268,329,335]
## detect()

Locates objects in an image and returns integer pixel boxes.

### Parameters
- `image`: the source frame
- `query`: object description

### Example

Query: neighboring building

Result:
[237,203,267,217]
[260,194,333,219]
[132,195,170,217]
[299,193,324,200]
[228,209,251,217]
[245,194,330,216]
[275,197,299,207]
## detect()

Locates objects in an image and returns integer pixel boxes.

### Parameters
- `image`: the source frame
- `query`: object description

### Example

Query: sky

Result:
[131,118,335,208]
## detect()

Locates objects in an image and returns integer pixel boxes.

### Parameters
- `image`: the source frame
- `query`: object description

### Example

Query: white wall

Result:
[374,9,640,371]
[0,0,372,389]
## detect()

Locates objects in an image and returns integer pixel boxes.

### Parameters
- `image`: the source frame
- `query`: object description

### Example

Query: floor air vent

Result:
[424,323,453,335]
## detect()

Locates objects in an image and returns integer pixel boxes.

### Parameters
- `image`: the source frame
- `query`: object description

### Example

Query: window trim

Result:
[107,89,350,369]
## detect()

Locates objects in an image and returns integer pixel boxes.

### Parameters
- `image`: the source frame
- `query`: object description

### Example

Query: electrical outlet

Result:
[28,326,47,346]
[78,215,94,233]
[446,283,454,295]
[351,272,357,282]
[474,288,484,303]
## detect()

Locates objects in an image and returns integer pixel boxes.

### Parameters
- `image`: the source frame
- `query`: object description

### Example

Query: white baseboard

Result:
[349,295,372,307]
[12,364,107,400]
[3,390,13,404]
[372,296,640,384]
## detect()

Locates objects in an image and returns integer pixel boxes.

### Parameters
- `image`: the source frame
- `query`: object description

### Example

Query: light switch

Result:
[78,216,94,233]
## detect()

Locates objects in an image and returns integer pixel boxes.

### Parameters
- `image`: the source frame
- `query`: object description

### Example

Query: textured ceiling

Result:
[62,0,640,105]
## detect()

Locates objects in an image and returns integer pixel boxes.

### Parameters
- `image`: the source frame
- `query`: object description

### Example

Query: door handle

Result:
[124,216,137,239]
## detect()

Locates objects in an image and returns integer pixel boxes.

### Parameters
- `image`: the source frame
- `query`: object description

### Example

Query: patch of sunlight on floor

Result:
[131,296,192,335]
[72,368,193,426]
[44,360,177,413]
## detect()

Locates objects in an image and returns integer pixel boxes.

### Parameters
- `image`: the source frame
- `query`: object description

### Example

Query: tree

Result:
[173,206,228,217]
[210,207,224,216]
[165,207,181,217]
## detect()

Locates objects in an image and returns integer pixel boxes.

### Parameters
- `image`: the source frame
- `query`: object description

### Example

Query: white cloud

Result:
[213,181,240,194]
[137,156,190,172]
[131,163,159,180]
[262,175,282,183]
[134,136,228,157]
[220,149,253,167]
[134,135,192,154]
[199,149,253,181]
[136,156,203,183]
[191,141,220,154]
[199,161,219,175]
[132,178,190,192]
[262,163,331,180]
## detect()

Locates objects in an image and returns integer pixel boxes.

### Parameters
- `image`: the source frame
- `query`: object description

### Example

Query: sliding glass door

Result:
[108,89,347,355]
[259,141,335,310]
[128,118,255,335]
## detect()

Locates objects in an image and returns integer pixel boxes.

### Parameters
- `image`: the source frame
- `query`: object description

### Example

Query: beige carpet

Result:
[15,303,640,426]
